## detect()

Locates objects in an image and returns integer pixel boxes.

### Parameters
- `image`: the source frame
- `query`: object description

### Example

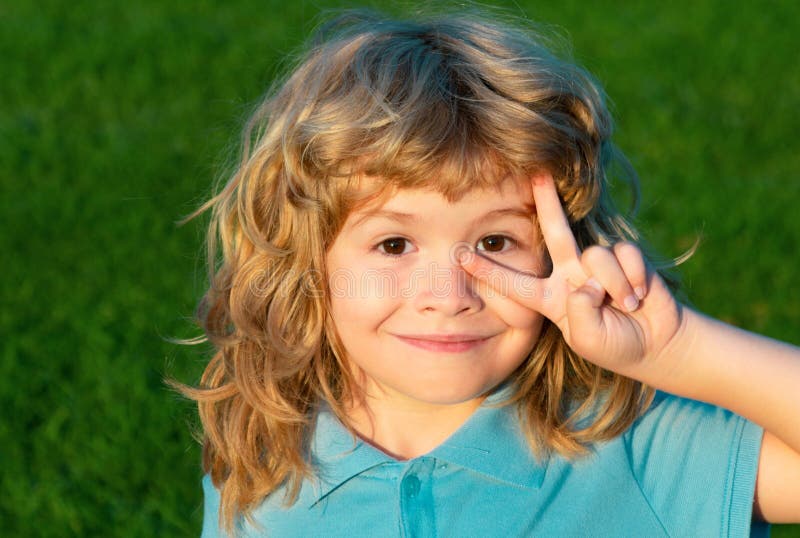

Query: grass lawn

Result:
[2,0,798,535]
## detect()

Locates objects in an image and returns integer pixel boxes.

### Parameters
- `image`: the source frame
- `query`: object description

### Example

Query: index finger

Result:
[532,173,581,266]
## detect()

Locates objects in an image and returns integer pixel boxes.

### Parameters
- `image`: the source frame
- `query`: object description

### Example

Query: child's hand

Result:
[459,173,685,382]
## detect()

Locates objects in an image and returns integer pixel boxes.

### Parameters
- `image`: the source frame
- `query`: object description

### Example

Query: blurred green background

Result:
[2,0,798,536]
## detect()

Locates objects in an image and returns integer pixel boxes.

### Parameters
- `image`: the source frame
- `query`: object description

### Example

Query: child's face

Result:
[325,176,547,410]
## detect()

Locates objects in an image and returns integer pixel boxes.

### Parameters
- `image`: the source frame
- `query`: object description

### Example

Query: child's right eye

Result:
[374,237,412,257]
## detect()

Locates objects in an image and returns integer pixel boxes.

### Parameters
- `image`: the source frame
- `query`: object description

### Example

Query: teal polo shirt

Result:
[201,386,768,537]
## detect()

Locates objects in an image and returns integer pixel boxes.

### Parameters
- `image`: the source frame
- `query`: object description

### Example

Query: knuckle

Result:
[580,245,611,266]
[566,289,590,309]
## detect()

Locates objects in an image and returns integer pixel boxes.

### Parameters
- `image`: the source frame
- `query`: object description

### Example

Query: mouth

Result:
[393,333,494,353]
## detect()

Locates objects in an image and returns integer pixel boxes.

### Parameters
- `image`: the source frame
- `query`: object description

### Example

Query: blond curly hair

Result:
[175,9,677,534]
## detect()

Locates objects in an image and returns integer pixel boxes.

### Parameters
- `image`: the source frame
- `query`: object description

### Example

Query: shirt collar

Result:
[307,382,548,507]
[428,383,548,489]
[307,403,396,507]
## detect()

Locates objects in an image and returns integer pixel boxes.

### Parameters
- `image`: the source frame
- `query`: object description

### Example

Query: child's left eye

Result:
[477,234,516,253]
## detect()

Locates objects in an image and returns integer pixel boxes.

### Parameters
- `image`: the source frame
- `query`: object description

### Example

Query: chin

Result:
[401,378,499,407]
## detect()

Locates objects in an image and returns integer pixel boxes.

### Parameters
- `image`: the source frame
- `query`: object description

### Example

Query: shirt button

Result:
[403,474,421,497]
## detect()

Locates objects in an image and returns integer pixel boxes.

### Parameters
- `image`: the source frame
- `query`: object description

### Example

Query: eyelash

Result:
[372,235,519,258]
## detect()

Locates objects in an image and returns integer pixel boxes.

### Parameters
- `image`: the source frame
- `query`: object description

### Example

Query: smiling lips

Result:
[394,333,493,352]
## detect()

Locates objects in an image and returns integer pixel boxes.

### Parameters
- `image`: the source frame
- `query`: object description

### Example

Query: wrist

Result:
[637,303,699,397]
[637,307,745,405]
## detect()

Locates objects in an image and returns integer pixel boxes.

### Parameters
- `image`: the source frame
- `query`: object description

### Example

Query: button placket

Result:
[399,458,437,538]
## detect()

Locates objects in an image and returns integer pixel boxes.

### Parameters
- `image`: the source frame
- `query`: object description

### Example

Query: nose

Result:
[409,251,483,316]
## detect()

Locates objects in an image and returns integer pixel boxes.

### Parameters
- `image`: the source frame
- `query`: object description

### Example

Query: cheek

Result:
[506,311,546,367]
[328,258,420,304]
[502,300,544,332]
[327,263,412,333]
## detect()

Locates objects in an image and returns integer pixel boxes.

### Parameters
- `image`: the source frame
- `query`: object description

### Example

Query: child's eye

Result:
[374,237,413,257]
[372,235,516,258]
[477,234,516,253]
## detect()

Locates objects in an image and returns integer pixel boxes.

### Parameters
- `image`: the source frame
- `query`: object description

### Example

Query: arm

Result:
[459,173,800,523]
[754,430,800,522]
[653,310,800,523]
[654,309,800,457]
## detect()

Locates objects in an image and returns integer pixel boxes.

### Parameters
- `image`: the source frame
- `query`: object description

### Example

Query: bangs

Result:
[339,143,519,211]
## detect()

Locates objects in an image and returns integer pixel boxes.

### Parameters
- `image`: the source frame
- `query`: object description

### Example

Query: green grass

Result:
[1,1,798,536]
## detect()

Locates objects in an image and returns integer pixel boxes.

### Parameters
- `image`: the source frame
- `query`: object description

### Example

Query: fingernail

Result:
[624,295,639,312]
[634,287,646,300]
[585,278,604,293]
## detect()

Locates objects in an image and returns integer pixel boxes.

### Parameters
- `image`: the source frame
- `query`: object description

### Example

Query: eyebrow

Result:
[351,206,533,229]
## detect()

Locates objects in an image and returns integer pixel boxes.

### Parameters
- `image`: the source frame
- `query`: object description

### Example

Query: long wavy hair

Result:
[175,9,682,534]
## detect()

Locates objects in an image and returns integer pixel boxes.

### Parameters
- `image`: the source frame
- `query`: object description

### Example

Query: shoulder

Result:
[623,391,766,537]
[625,390,763,492]
[625,390,762,457]
[201,474,225,538]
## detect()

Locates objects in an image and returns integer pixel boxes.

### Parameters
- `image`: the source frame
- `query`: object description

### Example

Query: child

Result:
[179,9,800,537]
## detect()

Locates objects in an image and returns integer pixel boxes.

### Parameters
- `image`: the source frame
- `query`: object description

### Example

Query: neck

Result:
[344,391,485,461]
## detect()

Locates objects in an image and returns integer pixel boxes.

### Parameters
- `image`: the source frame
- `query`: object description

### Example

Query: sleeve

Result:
[201,474,224,538]
[624,392,769,538]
